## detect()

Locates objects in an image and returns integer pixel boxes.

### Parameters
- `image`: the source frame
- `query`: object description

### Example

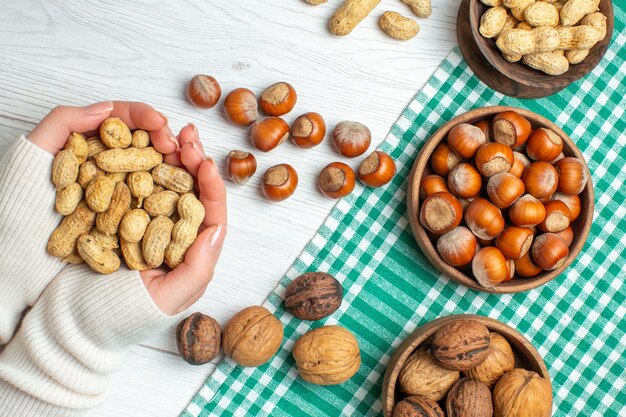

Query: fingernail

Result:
[166,127,179,151]
[189,141,205,160]
[205,156,216,166]
[85,101,114,115]
[208,224,225,250]
[158,112,169,124]
[187,122,200,139]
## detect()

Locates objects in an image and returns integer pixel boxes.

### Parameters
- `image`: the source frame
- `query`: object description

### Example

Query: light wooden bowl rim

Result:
[407,106,594,293]
[381,314,551,417]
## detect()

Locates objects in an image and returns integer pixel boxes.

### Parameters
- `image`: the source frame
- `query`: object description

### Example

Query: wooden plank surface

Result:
[0,0,459,415]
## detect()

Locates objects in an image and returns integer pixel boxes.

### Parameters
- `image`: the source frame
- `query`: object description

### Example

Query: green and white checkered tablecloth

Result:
[183,6,626,417]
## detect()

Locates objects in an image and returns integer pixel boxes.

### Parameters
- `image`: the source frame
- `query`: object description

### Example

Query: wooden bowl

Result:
[382,314,551,417]
[407,106,593,293]
[457,0,614,98]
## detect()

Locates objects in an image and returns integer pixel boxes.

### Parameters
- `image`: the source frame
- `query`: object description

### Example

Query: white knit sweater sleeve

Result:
[0,264,181,417]
[0,136,65,344]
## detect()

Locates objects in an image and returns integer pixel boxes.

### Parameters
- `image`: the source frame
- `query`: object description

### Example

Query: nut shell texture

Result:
[223,306,283,367]
[398,348,460,401]
[293,325,360,385]
[393,396,444,417]
[430,320,490,371]
[285,272,343,320]
[446,378,493,417]
[465,332,515,388]
[493,369,552,417]
[176,312,222,365]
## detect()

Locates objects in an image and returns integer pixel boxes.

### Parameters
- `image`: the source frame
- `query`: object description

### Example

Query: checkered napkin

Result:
[183,7,626,417]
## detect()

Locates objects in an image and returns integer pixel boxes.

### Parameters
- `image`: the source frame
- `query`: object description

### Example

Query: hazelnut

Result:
[291,112,326,148]
[225,150,257,185]
[522,162,558,199]
[284,272,343,321]
[419,192,463,235]
[251,117,290,152]
[419,175,449,200]
[474,119,491,141]
[436,226,478,267]
[495,226,534,260]
[551,192,581,220]
[224,88,259,126]
[319,162,356,199]
[445,378,493,417]
[259,82,297,116]
[186,74,222,108]
[492,111,532,147]
[508,151,530,178]
[431,142,463,176]
[538,200,571,233]
[262,164,298,202]
[555,225,574,246]
[509,194,546,227]
[472,247,513,288]
[393,395,445,417]
[332,121,371,157]
[448,163,482,199]
[531,233,569,270]
[176,312,222,365]
[493,369,552,417]
[465,332,515,388]
[554,157,588,195]
[430,320,490,371]
[487,172,525,209]
[222,306,283,367]
[526,128,563,162]
[515,252,543,277]
[292,325,360,385]
[464,198,505,240]
[447,123,487,158]
[358,151,396,188]
[475,142,514,177]
[398,347,460,401]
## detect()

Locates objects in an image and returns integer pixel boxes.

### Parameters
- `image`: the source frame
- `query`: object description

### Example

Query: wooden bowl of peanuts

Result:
[457,0,614,98]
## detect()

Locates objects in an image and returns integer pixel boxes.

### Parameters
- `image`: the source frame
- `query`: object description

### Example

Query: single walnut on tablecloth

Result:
[284,272,343,321]
[176,312,221,365]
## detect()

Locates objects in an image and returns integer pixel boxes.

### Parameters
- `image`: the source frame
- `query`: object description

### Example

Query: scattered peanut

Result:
[55,183,83,215]
[51,149,79,189]
[47,202,96,258]
[379,11,420,40]
[96,181,131,235]
[152,163,195,193]
[402,0,431,18]
[85,175,116,213]
[480,6,508,38]
[77,234,121,274]
[119,209,151,243]
[64,133,89,164]
[144,190,180,217]
[329,0,381,36]
[100,117,132,149]
[94,147,163,172]
[142,216,174,268]
[165,193,205,268]
[131,130,151,149]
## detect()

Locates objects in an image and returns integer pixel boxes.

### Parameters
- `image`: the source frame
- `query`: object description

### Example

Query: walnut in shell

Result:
[222,306,283,367]
[465,332,515,388]
[284,272,343,321]
[292,325,360,385]
[398,348,460,401]
[493,369,552,417]
[446,378,493,417]
[429,320,490,371]
[393,395,444,417]
[176,312,221,365]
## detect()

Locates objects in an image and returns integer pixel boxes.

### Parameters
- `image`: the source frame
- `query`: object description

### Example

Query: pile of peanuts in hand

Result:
[47,118,205,274]
[479,0,608,75]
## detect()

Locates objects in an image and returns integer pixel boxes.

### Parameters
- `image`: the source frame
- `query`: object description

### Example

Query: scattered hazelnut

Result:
[262,164,298,202]
[445,378,493,417]
[224,88,259,126]
[291,112,326,148]
[419,192,463,235]
[465,332,515,388]
[187,74,222,108]
[492,111,532,147]
[493,369,553,417]
[430,320,490,371]
[332,121,371,157]
[436,226,478,267]
[176,312,222,365]
[398,347,460,401]
[284,272,343,321]
[259,82,297,116]
[292,325,360,385]
[358,151,396,188]
[222,306,283,367]
[251,117,290,152]
[225,150,257,185]
[431,142,463,176]
[393,395,444,417]
[319,162,356,199]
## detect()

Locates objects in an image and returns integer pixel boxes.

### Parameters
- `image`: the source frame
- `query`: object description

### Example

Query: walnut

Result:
[292,325,360,385]
[284,272,343,321]
[429,320,490,371]
[398,348,460,401]
[446,378,493,417]
[222,306,283,367]
[176,312,221,365]
[465,332,515,388]
[493,369,552,417]
[393,395,444,417]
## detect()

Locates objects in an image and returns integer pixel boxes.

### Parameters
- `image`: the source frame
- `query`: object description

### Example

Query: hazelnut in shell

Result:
[358,151,396,188]
[551,192,581,220]
[465,332,515,388]
[333,121,371,157]
[538,200,571,233]
[291,112,326,148]
[319,162,355,199]
[509,194,546,227]
[515,252,543,277]
[398,348,460,401]
[493,369,552,417]
[464,198,505,240]
[531,233,569,271]
[431,142,463,176]
[445,378,493,417]
[472,247,512,288]
[436,226,478,267]
[508,151,530,178]
[292,325,360,385]
[447,163,482,198]
[474,119,491,141]
[555,225,574,246]
[419,175,449,200]
[187,74,221,109]
[251,117,290,152]
[495,226,534,260]
[447,123,487,158]
[222,306,283,367]
[262,164,298,202]
[487,173,525,209]
[419,192,463,235]
[526,128,563,162]
[259,82,297,116]
[522,162,558,199]
[393,396,444,417]
[225,150,257,185]
[176,312,222,365]
[224,88,259,126]
[284,272,343,321]
[492,111,532,147]
[554,157,588,195]
[475,142,514,177]
[429,320,490,371]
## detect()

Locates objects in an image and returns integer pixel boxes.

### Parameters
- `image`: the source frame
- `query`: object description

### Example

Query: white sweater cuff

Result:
[0,264,181,413]
[0,135,64,343]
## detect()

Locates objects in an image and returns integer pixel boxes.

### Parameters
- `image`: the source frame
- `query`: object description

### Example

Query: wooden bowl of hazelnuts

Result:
[382,314,552,417]
[407,106,593,294]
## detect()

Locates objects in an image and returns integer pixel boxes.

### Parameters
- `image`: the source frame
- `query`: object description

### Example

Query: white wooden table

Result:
[0,1,459,415]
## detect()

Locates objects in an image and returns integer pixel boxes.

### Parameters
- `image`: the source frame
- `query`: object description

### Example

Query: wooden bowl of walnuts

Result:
[457,0,614,98]
[382,314,552,417]
[407,106,593,293]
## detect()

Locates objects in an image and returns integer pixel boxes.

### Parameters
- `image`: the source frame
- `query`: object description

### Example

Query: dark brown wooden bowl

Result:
[457,0,614,98]
[382,314,551,417]
[407,106,594,293]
